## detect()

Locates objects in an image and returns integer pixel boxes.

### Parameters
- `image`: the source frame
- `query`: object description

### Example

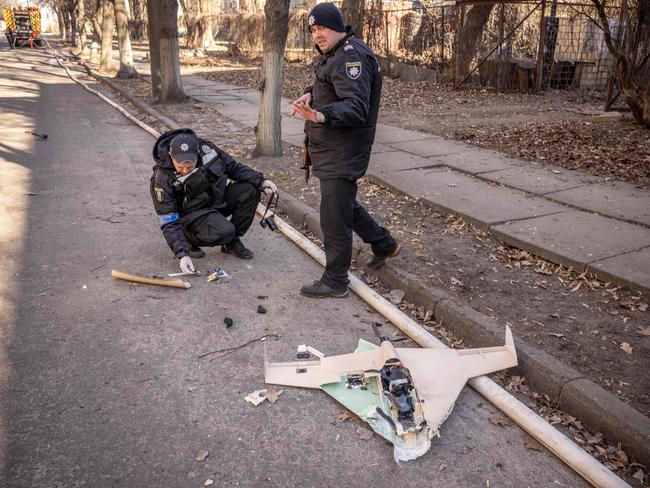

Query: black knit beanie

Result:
[308,3,346,33]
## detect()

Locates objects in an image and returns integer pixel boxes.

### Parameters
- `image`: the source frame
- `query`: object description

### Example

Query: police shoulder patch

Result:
[345,61,362,80]
[154,186,165,203]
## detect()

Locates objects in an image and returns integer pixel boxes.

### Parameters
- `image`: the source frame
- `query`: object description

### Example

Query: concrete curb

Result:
[82,65,650,468]
[278,190,650,467]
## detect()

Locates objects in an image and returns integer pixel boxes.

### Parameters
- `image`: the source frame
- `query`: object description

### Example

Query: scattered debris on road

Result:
[25,130,48,140]
[199,333,280,361]
[336,410,358,422]
[244,388,283,406]
[488,415,512,428]
[356,426,374,441]
[111,268,190,289]
[195,450,209,462]
[207,267,230,283]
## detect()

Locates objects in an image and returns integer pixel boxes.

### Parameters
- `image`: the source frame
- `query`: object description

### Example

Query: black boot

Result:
[221,237,253,259]
[367,242,401,270]
[300,280,349,299]
[189,244,205,259]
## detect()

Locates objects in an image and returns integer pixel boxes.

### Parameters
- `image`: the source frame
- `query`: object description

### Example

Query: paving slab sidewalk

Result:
[177,74,650,298]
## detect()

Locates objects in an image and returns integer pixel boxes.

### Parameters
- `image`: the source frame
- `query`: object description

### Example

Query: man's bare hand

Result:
[290,93,325,123]
[290,92,312,114]
[291,101,325,123]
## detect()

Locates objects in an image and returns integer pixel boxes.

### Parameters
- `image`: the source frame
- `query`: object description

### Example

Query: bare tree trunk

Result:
[180,0,213,50]
[179,0,195,47]
[55,7,66,39]
[99,0,115,75]
[89,0,102,62]
[76,0,88,54]
[592,0,650,126]
[147,0,186,103]
[70,9,78,46]
[254,0,290,156]
[454,3,495,82]
[341,0,365,40]
[129,0,147,40]
[64,10,74,43]
[147,0,163,100]
[113,0,137,78]
[196,0,214,49]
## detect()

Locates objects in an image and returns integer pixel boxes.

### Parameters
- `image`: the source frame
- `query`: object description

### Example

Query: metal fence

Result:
[216,0,623,92]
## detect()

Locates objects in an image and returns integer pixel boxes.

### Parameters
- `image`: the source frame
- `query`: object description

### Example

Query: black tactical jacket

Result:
[305,27,382,180]
[150,128,264,258]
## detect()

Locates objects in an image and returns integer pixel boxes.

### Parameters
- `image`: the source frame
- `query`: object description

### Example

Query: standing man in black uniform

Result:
[291,2,399,299]
[150,128,277,274]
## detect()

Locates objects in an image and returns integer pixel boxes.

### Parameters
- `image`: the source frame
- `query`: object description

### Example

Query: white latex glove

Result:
[261,179,278,195]
[180,255,195,274]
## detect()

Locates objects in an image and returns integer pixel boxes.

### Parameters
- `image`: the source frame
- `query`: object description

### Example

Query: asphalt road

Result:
[0,43,588,487]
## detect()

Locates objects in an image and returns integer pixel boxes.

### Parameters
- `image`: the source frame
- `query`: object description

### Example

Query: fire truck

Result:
[3,6,43,48]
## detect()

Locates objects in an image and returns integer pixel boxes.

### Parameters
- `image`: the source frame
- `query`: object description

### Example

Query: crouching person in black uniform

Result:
[290,3,399,299]
[150,129,277,274]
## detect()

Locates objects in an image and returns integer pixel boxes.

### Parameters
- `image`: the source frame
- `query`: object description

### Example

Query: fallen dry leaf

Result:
[524,436,542,452]
[637,326,650,336]
[195,449,209,462]
[488,415,511,427]
[266,388,284,404]
[620,342,633,354]
[337,410,358,422]
[439,462,449,471]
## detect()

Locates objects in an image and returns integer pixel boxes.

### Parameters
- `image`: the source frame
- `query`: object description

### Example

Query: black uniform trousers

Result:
[184,181,259,247]
[319,177,396,290]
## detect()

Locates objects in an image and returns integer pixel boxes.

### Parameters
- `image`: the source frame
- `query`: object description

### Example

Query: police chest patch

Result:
[154,186,165,203]
[345,61,362,80]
